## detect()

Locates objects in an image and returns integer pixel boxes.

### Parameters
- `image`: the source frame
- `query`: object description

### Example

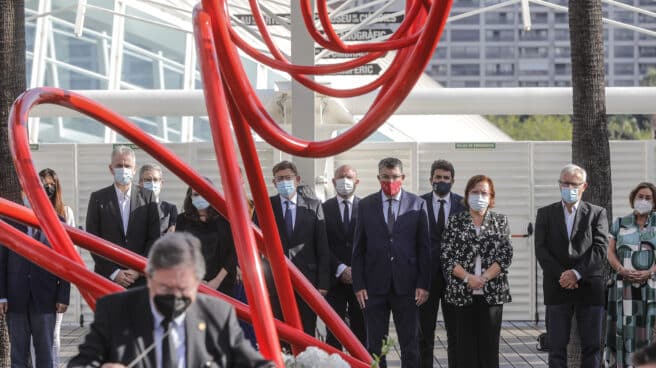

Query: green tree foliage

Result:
[487,115,572,140]
[487,115,651,140]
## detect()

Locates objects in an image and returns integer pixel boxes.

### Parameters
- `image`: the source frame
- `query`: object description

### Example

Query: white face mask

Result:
[468,194,489,212]
[113,167,133,186]
[335,178,355,197]
[143,181,161,197]
[634,199,653,215]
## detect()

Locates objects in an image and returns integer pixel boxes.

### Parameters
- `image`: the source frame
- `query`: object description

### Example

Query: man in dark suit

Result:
[268,160,330,336]
[419,159,465,368]
[352,157,431,368]
[68,232,273,368]
[86,146,160,288]
[0,217,70,367]
[322,164,365,349]
[535,163,608,368]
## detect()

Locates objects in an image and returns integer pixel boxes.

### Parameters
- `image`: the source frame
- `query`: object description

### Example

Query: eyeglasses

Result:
[142,178,161,183]
[558,180,584,188]
[275,175,296,182]
[378,174,403,181]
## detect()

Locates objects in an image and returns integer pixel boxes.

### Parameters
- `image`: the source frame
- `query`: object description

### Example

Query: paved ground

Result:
[60,321,549,367]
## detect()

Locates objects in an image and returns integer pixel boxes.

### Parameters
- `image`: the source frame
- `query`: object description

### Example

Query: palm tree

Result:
[567,0,611,366]
[0,0,26,365]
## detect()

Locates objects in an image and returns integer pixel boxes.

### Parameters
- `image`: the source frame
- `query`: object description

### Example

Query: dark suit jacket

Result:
[322,196,359,284]
[420,191,466,281]
[352,190,431,295]
[535,200,609,305]
[86,184,160,281]
[269,194,330,291]
[0,223,70,313]
[68,287,273,368]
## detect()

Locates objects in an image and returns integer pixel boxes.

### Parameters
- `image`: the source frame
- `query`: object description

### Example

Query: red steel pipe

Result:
[226,89,371,361]
[205,0,453,157]
[194,7,284,363]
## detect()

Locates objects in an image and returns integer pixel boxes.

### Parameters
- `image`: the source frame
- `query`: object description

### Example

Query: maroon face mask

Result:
[380,180,402,197]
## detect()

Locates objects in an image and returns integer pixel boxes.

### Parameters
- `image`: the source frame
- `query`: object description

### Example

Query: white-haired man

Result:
[86,146,160,288]
[535,164,608,368]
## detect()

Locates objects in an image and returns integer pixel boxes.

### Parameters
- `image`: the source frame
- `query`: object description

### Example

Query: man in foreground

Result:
[68,232,273,368]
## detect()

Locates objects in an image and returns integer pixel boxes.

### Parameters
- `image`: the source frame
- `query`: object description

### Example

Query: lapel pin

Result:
[198,322,206,331]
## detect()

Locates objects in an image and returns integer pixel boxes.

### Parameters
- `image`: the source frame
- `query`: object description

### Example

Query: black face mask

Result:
[153,294,191,320]
[44,184,56,199]
[432,182,452,196]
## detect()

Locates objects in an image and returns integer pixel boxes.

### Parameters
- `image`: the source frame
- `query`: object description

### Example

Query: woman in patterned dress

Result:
[440,174,513,368]
[605,182,656,367]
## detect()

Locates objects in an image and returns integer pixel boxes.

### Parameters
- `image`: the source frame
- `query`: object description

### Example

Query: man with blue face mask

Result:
[419,159,465,368]
[535,163,609,368]
[86,146,160,288]
[139,163,178,236]
[265,160,330,337]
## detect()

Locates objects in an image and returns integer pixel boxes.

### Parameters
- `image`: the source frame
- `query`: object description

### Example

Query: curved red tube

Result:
[5,0,453,365]
[205,0,453,157]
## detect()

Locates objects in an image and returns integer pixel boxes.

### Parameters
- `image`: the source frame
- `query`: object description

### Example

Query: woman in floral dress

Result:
[441,174,513,368]
[606,182,656,367]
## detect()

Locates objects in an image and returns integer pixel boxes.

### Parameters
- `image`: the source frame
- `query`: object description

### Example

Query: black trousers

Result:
[419,275,457,368]
[453,296,503,368]
[546,303,604,368]
[271,293,317,337]
[326,282,366,349]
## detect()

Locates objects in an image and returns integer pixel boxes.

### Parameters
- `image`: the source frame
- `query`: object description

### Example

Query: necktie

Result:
[161,319,176,368]
[342,200,350,232]
[437,199,446,236]
[284,201,293,236]
[387,198,395,234]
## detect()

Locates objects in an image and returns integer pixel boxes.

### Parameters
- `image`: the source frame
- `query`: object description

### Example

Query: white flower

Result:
[283,346,350,368]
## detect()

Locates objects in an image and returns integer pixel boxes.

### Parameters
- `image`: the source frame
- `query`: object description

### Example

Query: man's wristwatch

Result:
[650,271,656,281]
[463,275,469,285]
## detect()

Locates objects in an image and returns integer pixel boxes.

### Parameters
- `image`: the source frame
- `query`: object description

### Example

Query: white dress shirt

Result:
[150,299,186,368]
[562,200,582,280]
[432,191,451,226]
[114,184,132,236]
[382,190,402,223]
[336,195,355,278]
[110,185,132,281]
[279,193,297,230]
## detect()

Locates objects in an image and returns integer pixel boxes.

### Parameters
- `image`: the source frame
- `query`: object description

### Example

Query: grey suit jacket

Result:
[68,287,273,368]
[535,200,609,305]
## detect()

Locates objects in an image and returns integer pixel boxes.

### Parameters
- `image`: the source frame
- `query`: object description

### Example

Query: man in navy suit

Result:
[267,160,330,336]
[535,164,608,368]
[419,159,465,368]
[352,157,431,368]
[322,164,365,349]
[0,214,70,367]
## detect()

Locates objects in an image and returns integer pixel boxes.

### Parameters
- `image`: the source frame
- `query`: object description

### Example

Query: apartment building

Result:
[426,0,656,87]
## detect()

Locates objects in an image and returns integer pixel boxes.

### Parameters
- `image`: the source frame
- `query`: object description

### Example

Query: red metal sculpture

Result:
[1,1,452,366]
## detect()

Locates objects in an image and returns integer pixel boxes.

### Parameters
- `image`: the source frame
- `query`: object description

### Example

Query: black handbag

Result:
[536,332,550,352]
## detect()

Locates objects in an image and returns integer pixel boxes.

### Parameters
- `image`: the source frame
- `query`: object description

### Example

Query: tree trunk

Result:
[0,1,26,366]
[568,0,611,367]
